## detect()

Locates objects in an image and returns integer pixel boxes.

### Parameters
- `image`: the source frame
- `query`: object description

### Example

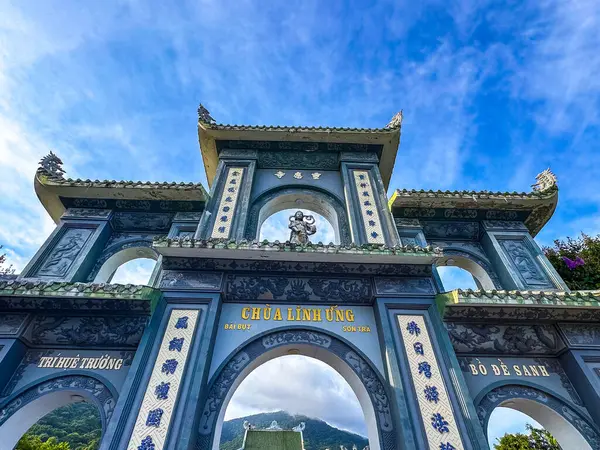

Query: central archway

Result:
[196,328,395,450]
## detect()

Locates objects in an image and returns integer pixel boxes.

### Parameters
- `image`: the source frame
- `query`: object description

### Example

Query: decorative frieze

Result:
[398,315,464,450]
[128,309,200,450]
[445,323,564,355]
[159,271,223,290]
[374,278,435,296]
[352,170,385,244]
[421,221,479,240]
[211,167,244,239]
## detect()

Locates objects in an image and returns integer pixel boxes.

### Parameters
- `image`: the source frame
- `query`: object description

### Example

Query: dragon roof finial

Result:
[198,103,216,124]
[385,110,403,129]
[39,151,65,178]
[532,168,557,192]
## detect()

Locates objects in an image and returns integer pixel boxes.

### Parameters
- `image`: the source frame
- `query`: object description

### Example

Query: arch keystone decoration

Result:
[196,328,396,450]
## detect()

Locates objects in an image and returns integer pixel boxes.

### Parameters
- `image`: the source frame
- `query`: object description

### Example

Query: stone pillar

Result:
[481,220,568,291]
[19,209,112,282]
[340,158,400,247]
[196,153,257,241]
[0,339,27,395]
[100,294,220,450]
[375,298,488,450]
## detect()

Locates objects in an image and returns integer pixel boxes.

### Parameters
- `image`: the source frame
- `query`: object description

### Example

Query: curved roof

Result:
[197,105,403,189]
[389,169,559,236]
[35,153,208,223]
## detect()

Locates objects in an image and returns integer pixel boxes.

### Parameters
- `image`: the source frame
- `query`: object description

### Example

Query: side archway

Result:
[245,187,352,245]
[90,241,158,283]
[477,384,600,450]
[196,328,395,450]
[435,248,500,290]
[0,374,116,449]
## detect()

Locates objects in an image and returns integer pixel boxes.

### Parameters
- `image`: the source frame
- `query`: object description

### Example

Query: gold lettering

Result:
[529,365,539,377]
[469,364,478,375]
[522,366,532,376]
[491,365,501,376]
[287,308,295,321]
[241,307,250,320]
[251,308,261,320]
[274,308,282,320]
[335,310,345,322]
[312,309,322,322]
[513,365,522,376]
[345,309,355,322]
[499,359,510,376]
[539,366,550,377]
[302,309,311,321]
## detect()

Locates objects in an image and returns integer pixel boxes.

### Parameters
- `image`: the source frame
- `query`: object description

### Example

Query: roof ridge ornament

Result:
[39,151,65,178]
[198,103,216,124]
[532,168,557,192]
[385,110,403,129]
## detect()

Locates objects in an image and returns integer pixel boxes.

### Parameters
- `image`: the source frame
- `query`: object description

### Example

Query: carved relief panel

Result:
[36,228,93,277]
[497,238,553,288]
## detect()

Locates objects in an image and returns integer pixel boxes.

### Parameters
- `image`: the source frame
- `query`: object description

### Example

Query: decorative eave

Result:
[0,280,159,300]
[35,153,208,223]
[198,105,402,189]
[389,169,558,236]
[437,289,600,322]
[0,280,161,313]
[153,237,442,265]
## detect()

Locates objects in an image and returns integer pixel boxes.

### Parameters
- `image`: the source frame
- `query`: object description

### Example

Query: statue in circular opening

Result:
[289,210,317,244]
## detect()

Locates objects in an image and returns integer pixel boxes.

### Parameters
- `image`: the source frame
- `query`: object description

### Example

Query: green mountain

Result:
[16,402,101,450]
[220,411,368,450]
[15,404,367,450]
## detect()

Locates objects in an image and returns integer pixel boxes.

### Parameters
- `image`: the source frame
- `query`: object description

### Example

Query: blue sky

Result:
[1,0,599,444]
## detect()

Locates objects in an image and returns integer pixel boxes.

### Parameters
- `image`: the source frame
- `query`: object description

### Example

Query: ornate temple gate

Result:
[0,107,599,450]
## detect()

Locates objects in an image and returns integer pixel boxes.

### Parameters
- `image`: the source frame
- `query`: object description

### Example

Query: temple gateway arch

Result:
[1,107,599,450]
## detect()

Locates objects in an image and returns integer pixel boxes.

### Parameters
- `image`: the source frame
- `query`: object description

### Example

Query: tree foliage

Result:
[494,424,560,450]
[15,436,71,450]
[15,403,101,450]
[544,233,600,290]
[0,245,15,275]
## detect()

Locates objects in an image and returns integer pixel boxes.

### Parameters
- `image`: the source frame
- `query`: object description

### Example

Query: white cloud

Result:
[110,258,156,285]
[225,355,366,436]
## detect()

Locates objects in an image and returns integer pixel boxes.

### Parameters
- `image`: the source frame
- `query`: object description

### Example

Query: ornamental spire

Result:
[385,110,403,129]
[532,168,557,192]
[38,151,65,178]
[198,103,216,124]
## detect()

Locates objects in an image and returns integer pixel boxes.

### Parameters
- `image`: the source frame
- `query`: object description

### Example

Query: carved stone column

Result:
[340,159,400,247]
[195,154,256,241]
